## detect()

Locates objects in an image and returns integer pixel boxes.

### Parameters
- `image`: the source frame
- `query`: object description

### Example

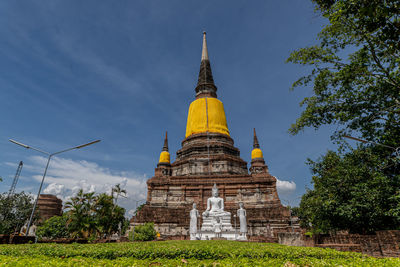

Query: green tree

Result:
[288,0,400,233]
[289,206,300,218]
[111,183,127,205]
[94,193,126,238]
[64,189,127,239]
[287,0,400,148]
[64,189,96,238]
[36,214,69,240]
[120,218,130,236]
[299,148,400,234]
[0,192,37,235]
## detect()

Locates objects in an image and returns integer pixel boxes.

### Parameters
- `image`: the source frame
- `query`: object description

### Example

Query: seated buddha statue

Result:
[203,183,231,217]
[200,183,233,234]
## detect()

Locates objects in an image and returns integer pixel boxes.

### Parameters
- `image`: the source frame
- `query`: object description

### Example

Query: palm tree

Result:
[64,188,127,239]
[65,189,96,238]
[111,184,127,205]
[93,193,126,237]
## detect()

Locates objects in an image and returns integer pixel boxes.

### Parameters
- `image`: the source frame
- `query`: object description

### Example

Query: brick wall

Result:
[278,230,400,257]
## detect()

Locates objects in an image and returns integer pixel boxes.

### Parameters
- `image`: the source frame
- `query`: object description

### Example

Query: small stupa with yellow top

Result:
[135,32,296,239]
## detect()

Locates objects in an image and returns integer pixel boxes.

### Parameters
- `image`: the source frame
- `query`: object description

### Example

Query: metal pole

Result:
[9,139,100,236]
[26,155,51,236]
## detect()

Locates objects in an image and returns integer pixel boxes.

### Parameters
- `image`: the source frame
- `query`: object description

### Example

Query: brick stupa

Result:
[134,32,295,239]
[37,194,63,222]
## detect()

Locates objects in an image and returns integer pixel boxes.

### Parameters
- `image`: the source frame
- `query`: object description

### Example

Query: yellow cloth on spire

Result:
[185,97,230,138]
[251,148,263,159]
[158,151,170,163]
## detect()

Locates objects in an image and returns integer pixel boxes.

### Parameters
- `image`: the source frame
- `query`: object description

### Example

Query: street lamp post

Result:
[9,139,101,236]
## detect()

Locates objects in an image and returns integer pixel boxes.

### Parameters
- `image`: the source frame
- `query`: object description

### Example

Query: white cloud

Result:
[25,156,147,216]
[275,176,296,196]
[43,183,65,200]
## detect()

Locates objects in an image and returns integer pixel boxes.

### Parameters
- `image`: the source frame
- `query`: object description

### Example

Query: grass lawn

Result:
[0,240,399,266]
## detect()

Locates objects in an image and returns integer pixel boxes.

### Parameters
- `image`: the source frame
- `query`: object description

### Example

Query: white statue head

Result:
[239,202,244,208]
[212,183,219,197]
[193,203,197,209]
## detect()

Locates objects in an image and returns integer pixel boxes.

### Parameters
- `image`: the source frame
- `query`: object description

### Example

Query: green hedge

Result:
[0,241,399,266]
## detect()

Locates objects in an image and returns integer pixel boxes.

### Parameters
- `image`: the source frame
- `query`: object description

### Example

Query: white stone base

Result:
[200,214,233,232]
[198,230,236,240]
[195,230,247,241]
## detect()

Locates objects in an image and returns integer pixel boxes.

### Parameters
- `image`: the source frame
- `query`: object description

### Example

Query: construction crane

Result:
[8,161,23,198]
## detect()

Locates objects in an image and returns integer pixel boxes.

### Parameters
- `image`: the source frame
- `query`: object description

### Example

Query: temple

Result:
[133,32,297,240]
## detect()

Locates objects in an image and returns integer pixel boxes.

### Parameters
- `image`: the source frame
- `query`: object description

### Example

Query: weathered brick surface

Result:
[283,231,400,257]
[376,230,400,257]
[248,235,278,243]
[316,244,362,253]
[135,132,295,238]
[37,194,62,222]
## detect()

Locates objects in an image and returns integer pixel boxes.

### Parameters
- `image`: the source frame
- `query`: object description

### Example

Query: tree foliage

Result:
[64,189,97,238]
[111,183,127,205]
[36,214,69,240]
[64,189,126,239]
[288,0,400,233]
[93,193,126,238]
[133,222,156,241]
[287,0,400,148]
[0,192,37,235]
[299,148,400,234]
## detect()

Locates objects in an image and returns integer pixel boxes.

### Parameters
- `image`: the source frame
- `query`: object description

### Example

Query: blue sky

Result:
[0,1,338,215]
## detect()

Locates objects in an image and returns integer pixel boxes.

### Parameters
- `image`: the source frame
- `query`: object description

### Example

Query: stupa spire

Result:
[158,131,170,165]
[251,128,263,160]
[195,31,217,98]
[163,131,169,152]
[201,31,209,60]
[253,128,260,149]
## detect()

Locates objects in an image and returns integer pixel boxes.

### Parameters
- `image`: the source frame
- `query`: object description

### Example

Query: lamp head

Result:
[9,139,30,149]
[75,140,101,149]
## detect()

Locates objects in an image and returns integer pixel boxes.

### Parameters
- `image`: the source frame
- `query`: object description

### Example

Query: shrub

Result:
[133,222,156,241]
[128,230,134,241]
[1,241,400,266]
[36,214,69,240]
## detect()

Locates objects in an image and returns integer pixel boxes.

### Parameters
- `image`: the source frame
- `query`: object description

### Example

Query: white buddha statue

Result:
[202,184,230,217]
[200,183,232,232]
[237,202,247,240]
[189,203,199,240]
